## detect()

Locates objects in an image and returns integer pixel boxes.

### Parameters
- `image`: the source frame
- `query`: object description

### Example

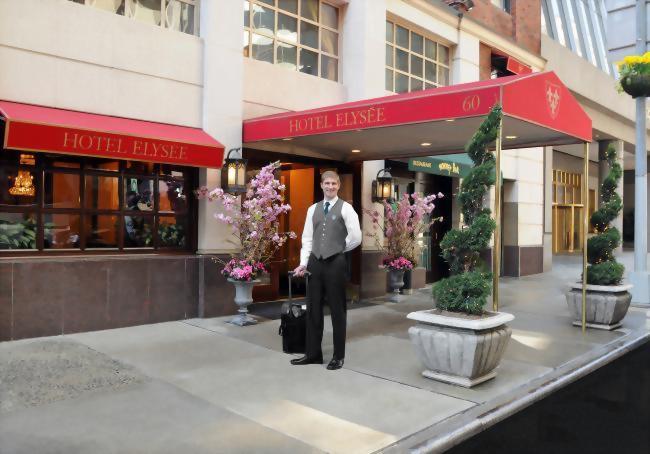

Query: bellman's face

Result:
[321,177,340,200]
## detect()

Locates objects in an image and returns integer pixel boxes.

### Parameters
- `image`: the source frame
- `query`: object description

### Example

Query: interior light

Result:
[421,142,432,147]
[445,119,455,122]
[282,138,293,141]
[351,149,361,153]
[505,135,518,139]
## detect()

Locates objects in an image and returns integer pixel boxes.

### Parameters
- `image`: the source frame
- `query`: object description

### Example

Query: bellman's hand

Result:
[293,265,307,277]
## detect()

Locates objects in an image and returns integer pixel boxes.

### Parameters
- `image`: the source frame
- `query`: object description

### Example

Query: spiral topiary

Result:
[586,144,624,285]
[433,105,502,314]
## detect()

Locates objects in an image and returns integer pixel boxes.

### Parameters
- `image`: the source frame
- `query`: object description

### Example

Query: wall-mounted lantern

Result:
[372,168,394,202]
[224,147,247,193]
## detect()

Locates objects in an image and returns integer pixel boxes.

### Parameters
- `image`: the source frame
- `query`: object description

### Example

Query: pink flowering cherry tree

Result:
[196,161,295,326]
[364,192,443,271]
[197,161,296,282]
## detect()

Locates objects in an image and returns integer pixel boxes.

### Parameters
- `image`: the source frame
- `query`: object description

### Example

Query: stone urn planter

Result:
[565,283,632,330]
[407,309,514,388]
[620,74,650,98]
[387,268,406,302]
[227,279,260,326]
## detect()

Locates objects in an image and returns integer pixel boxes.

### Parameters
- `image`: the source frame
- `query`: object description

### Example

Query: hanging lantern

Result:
[9,170,35,197]
[224,148,247,193]
[372,168,394,202]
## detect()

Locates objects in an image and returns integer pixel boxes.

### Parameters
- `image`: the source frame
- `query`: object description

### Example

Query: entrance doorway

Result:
[551,169,595,253]
[243,149,358,302]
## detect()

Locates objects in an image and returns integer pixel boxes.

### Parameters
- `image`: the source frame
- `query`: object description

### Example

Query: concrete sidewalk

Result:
[1,256,649,453]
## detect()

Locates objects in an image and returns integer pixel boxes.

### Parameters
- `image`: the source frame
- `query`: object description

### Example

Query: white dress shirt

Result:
[299,196,362,267]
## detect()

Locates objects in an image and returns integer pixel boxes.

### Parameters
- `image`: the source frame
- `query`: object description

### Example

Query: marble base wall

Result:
[0,256,201,341]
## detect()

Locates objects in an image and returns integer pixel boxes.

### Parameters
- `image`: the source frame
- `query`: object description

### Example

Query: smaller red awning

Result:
[0,101,224,168]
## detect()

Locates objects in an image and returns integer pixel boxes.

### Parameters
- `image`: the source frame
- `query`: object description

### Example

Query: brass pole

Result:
[582,142,589,333]
[493,117,503,312]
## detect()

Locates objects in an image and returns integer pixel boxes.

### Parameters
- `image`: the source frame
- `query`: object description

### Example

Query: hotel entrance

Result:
[243,149,359,302]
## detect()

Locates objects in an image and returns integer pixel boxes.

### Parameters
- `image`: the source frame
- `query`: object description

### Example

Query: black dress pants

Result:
[305,253,347,360]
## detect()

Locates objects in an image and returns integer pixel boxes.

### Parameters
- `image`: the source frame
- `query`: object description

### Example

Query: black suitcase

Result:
[279,272,308,354]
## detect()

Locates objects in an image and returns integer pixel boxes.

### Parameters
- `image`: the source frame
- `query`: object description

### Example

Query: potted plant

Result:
[197,161,295,326]
[365,192,441,301]
[565,144,631,330]
[617,52,650,98]
[407,105,514,388]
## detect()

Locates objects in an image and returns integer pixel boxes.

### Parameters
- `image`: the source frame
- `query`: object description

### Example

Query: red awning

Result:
[0,101,224,168]
[243,71,591,162]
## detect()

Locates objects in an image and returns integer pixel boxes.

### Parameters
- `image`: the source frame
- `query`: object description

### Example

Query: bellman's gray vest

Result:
[311,199,347,260]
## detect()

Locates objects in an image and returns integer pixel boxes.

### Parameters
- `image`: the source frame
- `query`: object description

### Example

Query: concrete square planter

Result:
[565,283,632,330]
[407,309,514,388]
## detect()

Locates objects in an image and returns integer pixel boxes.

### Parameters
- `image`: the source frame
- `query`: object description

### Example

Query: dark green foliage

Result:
[432,271,492,315]
[586,261,625,286]
[587,144,624,285]
[0,218,36,249]
[434,105,502,314]
[440,214,496,274]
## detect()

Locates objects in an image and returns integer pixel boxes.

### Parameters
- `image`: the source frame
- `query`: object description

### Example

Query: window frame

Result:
[385,18,452,94]
[243,0,341,82]
[0,149,196,255]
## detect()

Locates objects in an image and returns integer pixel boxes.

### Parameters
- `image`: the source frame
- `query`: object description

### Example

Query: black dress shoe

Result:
[290,355,323,365]
[326,358,344,370]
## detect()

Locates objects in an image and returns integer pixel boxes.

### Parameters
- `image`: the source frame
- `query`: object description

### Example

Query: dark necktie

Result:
[324,201,330,215]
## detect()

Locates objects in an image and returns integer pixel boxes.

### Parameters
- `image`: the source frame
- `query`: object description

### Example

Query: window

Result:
[385,20,451,93]
[491,0,511,13]
[243,0,340,81]
[0,149,194,252]
[68,0,197,35]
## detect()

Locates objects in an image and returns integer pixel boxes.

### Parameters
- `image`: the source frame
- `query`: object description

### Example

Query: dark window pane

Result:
[258,0,274,4]
[159,216,186,248]
[252,33,274,63]
[396,25,409,48]
[386,20,393,42]
[425,39,437,60]
[386,44,393,67]
[410,78,423,92]
[300,20,318,48]
[411,32,423,54]
[439,66,450,86]
[300,0,318,21]
[425,82,435,89]
[321,29,338,55]
[395,48,408,72]
[85,214,119,249]
[85,175,120,210]
[44,172,80,209]
[244,0,250,27]
[277,12,297,43]
[425,60,437,83]
[411,55,423,77]
[252,3,274,35]
[0,167,37,207]
[321,2,338,29]
[299,48,318,76]
[44,213,81,249]
[321,55,338,81]
[0,212,36,250]
[439,44,450,63]
[159,178,187,213]
[277,42,297,69]
[124,178,154,211]
[279,0,298,13]
[395,73,409,93]
[386,69,394,91]
[86,159,120,171]
[124,161,153,174]
[124,215,154,248]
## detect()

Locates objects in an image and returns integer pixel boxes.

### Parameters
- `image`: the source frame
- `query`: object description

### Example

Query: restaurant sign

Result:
[408,155,472,178]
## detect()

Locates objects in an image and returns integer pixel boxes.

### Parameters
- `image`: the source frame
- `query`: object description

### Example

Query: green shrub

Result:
[587,144,624,285]
[434,105,502,314]
[432,271,492,315]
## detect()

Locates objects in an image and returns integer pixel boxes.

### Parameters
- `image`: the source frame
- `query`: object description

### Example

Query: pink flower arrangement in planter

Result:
[382,256,414,271]
[197,161,296,281]
[365,192,443,268]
